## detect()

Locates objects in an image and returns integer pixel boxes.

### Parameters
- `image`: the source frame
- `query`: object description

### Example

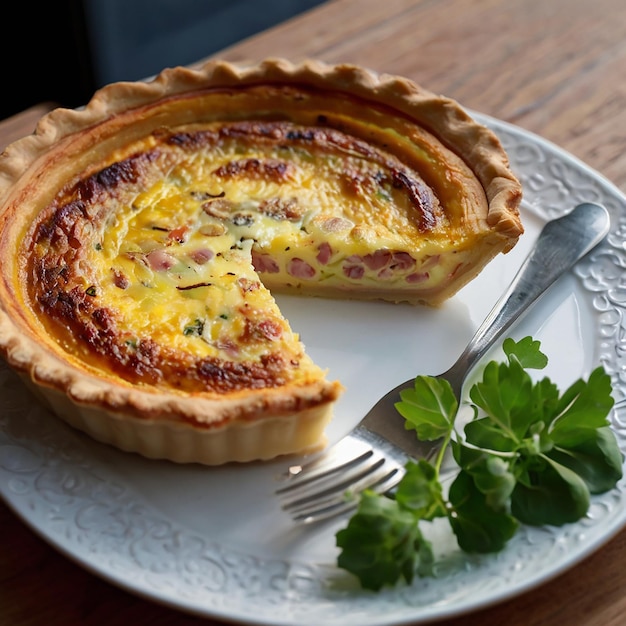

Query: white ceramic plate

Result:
[1,114,626,626]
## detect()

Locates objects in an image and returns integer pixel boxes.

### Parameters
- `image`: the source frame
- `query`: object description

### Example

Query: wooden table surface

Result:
[1,1,625,624]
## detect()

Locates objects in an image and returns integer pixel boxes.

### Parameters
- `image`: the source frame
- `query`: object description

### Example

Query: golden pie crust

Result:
[0,58,522,465]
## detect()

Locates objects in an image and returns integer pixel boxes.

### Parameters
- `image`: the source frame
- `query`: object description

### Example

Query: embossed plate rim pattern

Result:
[1,113,626,626]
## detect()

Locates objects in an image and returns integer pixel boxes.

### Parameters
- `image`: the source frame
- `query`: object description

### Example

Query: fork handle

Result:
[442,202,610,396]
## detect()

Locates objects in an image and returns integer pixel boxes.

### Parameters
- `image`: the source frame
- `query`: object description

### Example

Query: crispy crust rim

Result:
[0,58,522,462]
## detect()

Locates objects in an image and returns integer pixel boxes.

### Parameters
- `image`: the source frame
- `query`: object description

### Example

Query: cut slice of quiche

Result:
[0,58,522,465]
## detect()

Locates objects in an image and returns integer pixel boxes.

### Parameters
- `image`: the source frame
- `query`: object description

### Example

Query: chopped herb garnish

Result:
[85,286,97,296]
[376,188,392,202]
[336,336,623,590]
[94,242,103,251]
[183,319,205,336]
[219,313,228,320]
[176,282,213,291]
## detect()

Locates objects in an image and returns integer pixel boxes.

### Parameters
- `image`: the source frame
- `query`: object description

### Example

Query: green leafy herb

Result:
[183,318,205,336]
[335,336,623,590]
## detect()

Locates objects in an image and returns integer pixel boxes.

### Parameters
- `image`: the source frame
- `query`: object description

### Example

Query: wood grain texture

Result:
[0,102,59,150]
[1,1,625,624]
[213,0,626,192]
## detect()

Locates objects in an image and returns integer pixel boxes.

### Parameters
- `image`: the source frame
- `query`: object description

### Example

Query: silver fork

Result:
[276,202,611,524]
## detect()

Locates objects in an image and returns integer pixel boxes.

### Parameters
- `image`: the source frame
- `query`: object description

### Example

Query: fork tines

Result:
[275,436,405,524]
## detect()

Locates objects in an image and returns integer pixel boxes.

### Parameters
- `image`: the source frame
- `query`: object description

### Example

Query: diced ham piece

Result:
[287,258,316,279]
[252,250,280,273]
[241,318,283,344]
[146,249,177,271]
[316,242,333,265]
[406,272,429,283]
[345,254,362,264]
[112,269,130,289]
[215,338,239,357]
[189,248,214,264]
[343,263,365,279]
[256,320,283,341]
[363,249,392,270]
[168,225,189,243]
[389,252,416,271]
[238,277,260,292]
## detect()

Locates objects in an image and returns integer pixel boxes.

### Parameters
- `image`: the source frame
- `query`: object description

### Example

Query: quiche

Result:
[0,58,522,465]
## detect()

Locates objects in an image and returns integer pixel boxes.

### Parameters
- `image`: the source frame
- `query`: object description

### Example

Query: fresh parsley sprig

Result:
[335,336,623,591]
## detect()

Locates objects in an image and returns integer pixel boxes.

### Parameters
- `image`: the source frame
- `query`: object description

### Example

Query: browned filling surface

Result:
[25,118,456,394]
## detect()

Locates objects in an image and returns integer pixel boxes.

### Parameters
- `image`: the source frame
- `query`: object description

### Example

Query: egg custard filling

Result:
[0,59,522,464]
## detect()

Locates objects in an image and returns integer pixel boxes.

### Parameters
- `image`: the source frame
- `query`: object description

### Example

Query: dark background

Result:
[4,0,325,119]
